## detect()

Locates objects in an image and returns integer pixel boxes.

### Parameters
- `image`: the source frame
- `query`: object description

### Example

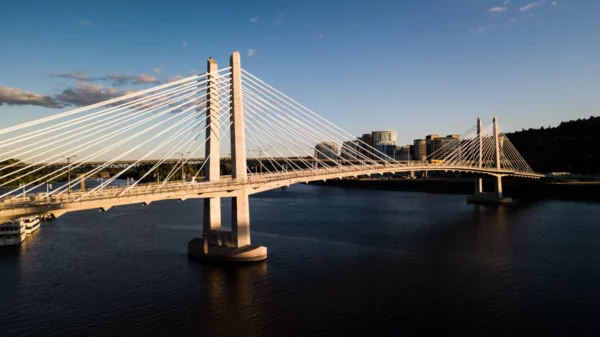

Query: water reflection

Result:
[188,261,268,336]
[1,185,600,336]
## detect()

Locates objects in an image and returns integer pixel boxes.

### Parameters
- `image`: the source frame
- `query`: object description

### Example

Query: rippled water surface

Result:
[1,184,600,336]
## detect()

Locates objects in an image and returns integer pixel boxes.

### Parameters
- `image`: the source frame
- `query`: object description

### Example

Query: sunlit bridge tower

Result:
[188,51,267,262]
[467,116,512,204]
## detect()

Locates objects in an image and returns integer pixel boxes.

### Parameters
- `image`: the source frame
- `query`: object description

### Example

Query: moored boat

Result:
[0,220,26,246]
[21,215,41,234]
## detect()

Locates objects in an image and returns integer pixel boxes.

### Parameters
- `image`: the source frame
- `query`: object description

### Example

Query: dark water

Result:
[1,184,600,336]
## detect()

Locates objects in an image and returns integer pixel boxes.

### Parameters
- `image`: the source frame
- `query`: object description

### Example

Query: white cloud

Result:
[250,17,258,23]
[248,49,256,57]
[470,25,492,36]
[153,64,163,75]
[55,82,136,107]
[520,1,545,11]
[133,74,160,84]
[189,69,198,75]
[552,1,557,5]
[77,19,91,27]
[488,6,508,13]
[182,39,188,49]
[273,11,286,25]
[504,0,511,5]
[0,86,65,108]
[101,73,159,85]
[50,71,90,81]
[318,33,323,39]
[0,82,140,109]
[167,75,184,83]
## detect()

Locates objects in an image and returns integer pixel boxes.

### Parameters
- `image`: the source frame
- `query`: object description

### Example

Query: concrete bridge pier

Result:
[188,51,267,262]
[467,175,512,204]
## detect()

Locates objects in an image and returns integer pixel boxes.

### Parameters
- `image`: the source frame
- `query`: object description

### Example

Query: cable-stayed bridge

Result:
[0,51,542,261]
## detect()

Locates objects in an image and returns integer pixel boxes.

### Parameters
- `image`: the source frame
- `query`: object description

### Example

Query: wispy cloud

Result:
[50,71,90,81]
[133,74,160,84]
[189,69,198,75]
[470,25,492,36]
[153,64,163,75]
[552,1,558,5]
[99,73,160,86]
[250,17,258,23]
[77,19,91,27]
[55,82,136,107]
[166,75,184,83]
[0,86,65,108]
[318,33,323,39]
[488,6,508,13]
[0,81,141,108]
[504,0,511,5]
[273,11,286,25]
[182,39,188,49]
[520,1,545,11]
[248,49,256,57]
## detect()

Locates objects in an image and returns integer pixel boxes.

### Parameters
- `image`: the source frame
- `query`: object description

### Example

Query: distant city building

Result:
[396,145,411,161]
[315,142,339,160]
[409,145,415,161]
[358,133,373,159]
[430,134,460,161]
[425,134,440,157]
[413,139,426,161]
[341,140,360,160]
[372,130,397,159]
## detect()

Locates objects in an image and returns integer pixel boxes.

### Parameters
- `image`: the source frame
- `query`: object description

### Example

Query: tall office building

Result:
[430,134,460,161]
[396,145,411,161]
[341,140,359,160]
[315,142,339,160]
[372,130,397,159]
[425,134,440,157]
[413,139,426,161]
[358,133,373,159]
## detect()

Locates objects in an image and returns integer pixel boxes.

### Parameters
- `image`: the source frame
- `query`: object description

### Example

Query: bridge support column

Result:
[467,175,511,205]
[475,178,483,194]
[202,57,223,252]
[189,51,266,263]
[495,175,503,197]
[232,190,251,247]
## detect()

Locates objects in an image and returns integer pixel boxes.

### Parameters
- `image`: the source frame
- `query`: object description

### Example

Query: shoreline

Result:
[313,178,600,203]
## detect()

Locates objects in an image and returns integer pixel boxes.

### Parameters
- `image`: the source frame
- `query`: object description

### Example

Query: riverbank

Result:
[314,178,600,202]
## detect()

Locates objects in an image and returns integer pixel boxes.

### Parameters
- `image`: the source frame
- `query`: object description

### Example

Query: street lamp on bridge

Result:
[65,155,76,199]
[249,147,271,175]
[176,152,191,183]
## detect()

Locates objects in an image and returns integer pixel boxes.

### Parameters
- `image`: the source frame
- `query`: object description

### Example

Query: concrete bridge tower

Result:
[467,116,512,204]
[188,51,267,262]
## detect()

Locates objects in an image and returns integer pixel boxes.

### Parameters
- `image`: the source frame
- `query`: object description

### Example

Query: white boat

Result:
[0,220,26,246]
[20,215,41,234]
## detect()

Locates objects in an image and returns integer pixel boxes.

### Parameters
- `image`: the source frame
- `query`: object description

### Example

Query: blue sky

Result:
[1,0,599,146]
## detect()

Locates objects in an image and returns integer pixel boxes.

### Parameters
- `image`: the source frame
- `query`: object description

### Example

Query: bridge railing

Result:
[0,162,538,212]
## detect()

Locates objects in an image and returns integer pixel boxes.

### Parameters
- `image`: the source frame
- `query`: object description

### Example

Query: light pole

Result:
[65,155,76,199]
[176,152,191,183]
[250,148,270,175]
[46,181,52,198]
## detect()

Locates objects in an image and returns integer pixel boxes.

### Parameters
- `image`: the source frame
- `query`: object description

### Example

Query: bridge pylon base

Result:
[467,192,512,205]
[187,238,267,262]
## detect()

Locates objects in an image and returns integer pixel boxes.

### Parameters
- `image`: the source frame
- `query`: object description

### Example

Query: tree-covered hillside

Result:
[507,116,600,174]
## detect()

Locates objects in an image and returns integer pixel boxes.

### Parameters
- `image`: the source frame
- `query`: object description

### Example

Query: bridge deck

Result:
[0,164,542,221]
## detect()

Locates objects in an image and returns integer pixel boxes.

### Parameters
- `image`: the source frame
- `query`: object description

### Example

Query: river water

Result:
[1,184,599,336]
